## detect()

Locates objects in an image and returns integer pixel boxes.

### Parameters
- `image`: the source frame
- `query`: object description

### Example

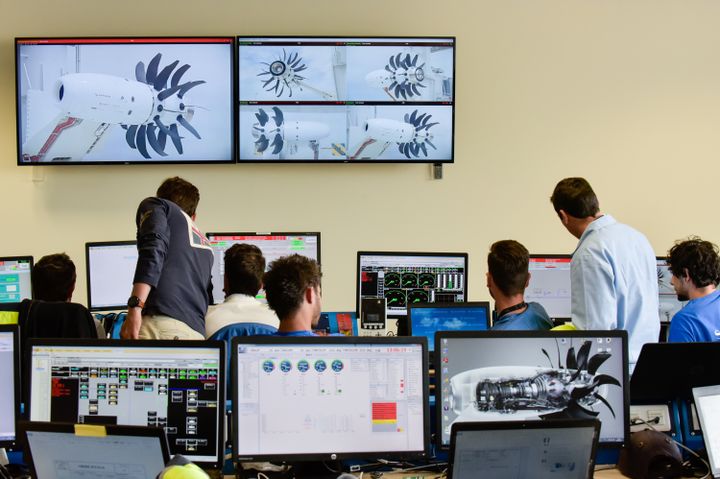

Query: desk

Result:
[224,468,629,478]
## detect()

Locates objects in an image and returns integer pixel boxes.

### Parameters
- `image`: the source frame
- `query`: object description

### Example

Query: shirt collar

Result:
[224,293,259,304]
[577,214,616,246]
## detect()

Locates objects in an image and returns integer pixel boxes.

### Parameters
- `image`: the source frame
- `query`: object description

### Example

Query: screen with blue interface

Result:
[206,232,320,304]
[29,341,224,465]
[408,303,489,351]
[86,242,138,311]
[0,328,18,447]
[656,257,687,323]
[0,256,32,303]
[526,255,571,319]
[233,337,428,461]
[436,331,628,449]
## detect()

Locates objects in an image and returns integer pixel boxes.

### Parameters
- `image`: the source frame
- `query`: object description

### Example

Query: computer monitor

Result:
[435,330,628,450]
[0,325,20,449]
[0,256,33,304]
[692,385,720,478]
[85,241,138,311]
[28,339,225,467]
[656,257,687,323]
[206,232,320,304]
[357,252,468,333]
[231,336,429,462]
[407,302,490,352]
[526,255,571,320]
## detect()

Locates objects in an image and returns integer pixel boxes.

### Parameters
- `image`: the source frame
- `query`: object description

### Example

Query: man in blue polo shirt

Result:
[667,237,720,342]
[487,240,553,331]
[263,254,322,337]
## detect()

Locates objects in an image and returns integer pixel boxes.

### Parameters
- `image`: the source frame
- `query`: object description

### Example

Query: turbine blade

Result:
[576,341,592,371]
[423,122,439,130]
[258,71,271,77]
[422,114,432,125]
[288,51,297,65]
[594,374,622,388]
[171,64,191,88]
[153,60,179,91]
[395,53,403,69]
[398,143,405,156]
[411,142,420,156]
[426,139,437,150]
[419,142,428,156]
[125,125,138,149]
[403,143,411,159]
[394,84,402,99]
[177,80,206,99]
[145,53,162,85]
[388,81,398,91]
[385,65,393,73]
[411,84,421,96]
[404,113,409,123]
[409,110,418,124]
[270,134,283,154]
[135,62,146,83]
[415,113,427,125]
[541,348,554,368]
[157,85,182,102]
[594,393,616,418]
[272,106,284,126]
[405,54,412,68]
[389,55,396,69]
[263,77,275,88]
[154,116,181,141]
[282,48,287,62]
[411,54,419,66]
[255,108,269,126]
[255,135,269,152]
[177,116,201,140]
[146,125,167,156]
[566,347,578,370]
[294,65,307,72]
[135,125,151,159]
[157,128,167,152]
[169,124,183,154]
[587,352,612,375]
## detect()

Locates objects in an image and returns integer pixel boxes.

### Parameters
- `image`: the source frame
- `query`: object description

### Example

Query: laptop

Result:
[693,385,720,477]
[21,422,171,479]
[447,419,600,479]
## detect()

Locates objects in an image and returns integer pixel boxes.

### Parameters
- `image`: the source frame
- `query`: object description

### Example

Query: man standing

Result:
[263,254,322,336]
[121,177,213,340]
[666,237,720,342]
[551,177,659,371]
[487,240,553,331]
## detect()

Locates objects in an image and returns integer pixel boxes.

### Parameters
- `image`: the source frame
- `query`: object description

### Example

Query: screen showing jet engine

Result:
[237,37,454,162]
[526,256,572,319]
[29,341,224,465]
[16,37,235,164]
[435,331,628,449]
[86,242,138,311]
[656,257,687,323]
[358,253,467,330]
[206,232,320,304]
[233,337,428,461]
[0,328,18,447]
[0,256,32,304]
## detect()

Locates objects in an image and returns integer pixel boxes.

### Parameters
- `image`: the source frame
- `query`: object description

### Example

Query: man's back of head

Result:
[550,177,600,219]
[487,240,530,297]
[156,176,200,217]
[668,237,720,290]
[33,253,76,302]
[263,254,321,323]
[224,244,265,297]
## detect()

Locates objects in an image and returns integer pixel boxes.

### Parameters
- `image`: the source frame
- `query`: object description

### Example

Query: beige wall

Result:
[2,0,720,311]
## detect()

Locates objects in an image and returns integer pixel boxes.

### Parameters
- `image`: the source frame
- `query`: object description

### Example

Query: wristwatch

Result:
[127,295,145,309]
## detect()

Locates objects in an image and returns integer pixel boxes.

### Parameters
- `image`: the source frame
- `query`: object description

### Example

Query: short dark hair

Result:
[550,177,600,218]
[32,253,76,301]
[224,244,265,296]
[156,177,200,217]
[263,255,321,320]
[487,240,530,296]
[668,237,720,288]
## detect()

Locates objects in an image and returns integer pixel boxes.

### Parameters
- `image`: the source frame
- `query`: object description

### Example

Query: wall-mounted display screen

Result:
[237,36,455,162]
[16,37,235,165]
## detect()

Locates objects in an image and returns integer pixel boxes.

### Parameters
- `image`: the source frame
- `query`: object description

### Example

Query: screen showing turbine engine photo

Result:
[435,331,628,449]
[237,37,455,162]
[16,37,235,164]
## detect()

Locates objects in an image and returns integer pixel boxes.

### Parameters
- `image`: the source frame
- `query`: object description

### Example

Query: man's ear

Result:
[525,272,531,289]
[305,286,315,304]
[558,210,570,226]
[67,280,76,302]
[486,272,493,289]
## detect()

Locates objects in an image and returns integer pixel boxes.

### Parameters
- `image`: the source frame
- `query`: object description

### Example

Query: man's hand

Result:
[121,307,143,339]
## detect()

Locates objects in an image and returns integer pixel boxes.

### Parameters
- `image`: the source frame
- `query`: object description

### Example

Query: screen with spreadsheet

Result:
[526,255,571,319]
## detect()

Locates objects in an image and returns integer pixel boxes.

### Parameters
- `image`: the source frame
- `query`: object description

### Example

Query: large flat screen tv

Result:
[237,36,455,163]
[16,37,235,165]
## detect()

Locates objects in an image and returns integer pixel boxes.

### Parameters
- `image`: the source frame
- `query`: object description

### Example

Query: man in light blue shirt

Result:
[487,240,553,331]
[551,178,659,372]
[264,254,322,337]
[666,237,720,342]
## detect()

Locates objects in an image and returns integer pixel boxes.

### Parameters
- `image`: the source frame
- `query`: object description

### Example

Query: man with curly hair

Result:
[667,237,720,342]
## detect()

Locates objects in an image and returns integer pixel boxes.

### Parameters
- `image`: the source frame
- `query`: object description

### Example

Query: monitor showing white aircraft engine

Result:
[237,36,455,163]
[16,37,235,165]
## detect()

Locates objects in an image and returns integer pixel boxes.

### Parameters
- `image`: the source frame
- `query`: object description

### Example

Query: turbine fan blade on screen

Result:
[385,52,426,99]
[397,109,439,159]
[257,49,307,98]
[254,106,285,154]
[122,53,205,159]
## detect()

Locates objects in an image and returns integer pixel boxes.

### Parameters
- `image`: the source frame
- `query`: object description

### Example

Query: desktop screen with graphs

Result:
[0,256,32,304]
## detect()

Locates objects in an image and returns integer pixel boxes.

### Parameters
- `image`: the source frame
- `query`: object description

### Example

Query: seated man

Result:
[487,240,553,331]
[263,255,322,336]
[205,244,279,338]
[33,253,105,338]
[667,237,720,342]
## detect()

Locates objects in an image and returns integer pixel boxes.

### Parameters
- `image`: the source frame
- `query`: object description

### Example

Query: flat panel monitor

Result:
[232,336,429,462]
[237,36,455,163]
[0,256,33,304]
[16,37,235,165]
[0,325,20,449]
[526,255,572,319]
[692,385,720,478]
[435,330,629,450]
[28,339,225,467]
[357,252,468,332]
[656,257,688,323]
[85,241,138,311]
[407,302,490,352]
[206,232,320,304]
